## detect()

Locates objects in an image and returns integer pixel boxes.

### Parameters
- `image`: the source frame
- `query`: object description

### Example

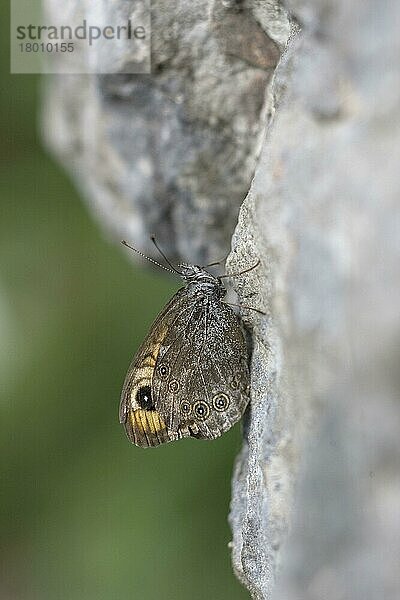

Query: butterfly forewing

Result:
[119,288,187,447]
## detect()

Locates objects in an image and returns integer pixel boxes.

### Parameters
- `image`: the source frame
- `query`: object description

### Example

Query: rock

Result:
[42,0,288,264]
[228,0,400,597]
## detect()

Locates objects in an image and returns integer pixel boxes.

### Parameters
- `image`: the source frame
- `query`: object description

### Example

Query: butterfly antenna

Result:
[150,235,183,275]
[121,240,178,275]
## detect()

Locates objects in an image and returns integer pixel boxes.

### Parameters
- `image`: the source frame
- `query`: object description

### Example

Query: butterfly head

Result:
[179,264,226,297]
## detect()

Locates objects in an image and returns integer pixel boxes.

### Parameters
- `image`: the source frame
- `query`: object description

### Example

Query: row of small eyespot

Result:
[157,365,181,393]
[158,363,241,393]
[180,393,230,420]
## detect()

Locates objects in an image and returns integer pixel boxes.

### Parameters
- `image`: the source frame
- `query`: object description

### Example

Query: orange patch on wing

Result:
[130,409,166,434]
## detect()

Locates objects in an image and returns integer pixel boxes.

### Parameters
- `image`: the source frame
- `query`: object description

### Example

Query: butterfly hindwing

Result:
[152,296,250,441]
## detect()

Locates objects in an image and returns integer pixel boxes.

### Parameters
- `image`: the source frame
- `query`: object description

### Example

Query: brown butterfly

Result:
[119,239,260,448]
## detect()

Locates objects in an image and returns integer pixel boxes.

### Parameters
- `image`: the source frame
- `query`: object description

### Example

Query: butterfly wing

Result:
[120,286,250,447]
[119,287,189,447]
[152,296,250,441]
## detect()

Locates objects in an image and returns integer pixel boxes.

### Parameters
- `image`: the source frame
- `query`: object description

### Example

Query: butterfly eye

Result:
[157,364,170,379]
[136,386,154,410]
[213,393,230,412]
[193,401,210,421]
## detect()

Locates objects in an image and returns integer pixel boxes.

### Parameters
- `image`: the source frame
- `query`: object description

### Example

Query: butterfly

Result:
[119,239,260,447]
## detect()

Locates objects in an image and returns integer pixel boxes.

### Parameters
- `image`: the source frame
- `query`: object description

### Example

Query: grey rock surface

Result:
[228,0,400,597]
[42,0,400,599]
[42,0,288,264]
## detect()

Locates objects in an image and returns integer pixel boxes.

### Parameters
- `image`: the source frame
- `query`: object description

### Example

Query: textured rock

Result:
[228,0,400,597]
[42,0,400,599]
[42,0,288,264]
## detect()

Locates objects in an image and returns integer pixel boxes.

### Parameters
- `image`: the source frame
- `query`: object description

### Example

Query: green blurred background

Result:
[0,4,248,599]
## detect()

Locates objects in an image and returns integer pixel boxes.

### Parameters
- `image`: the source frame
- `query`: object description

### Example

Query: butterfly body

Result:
[119,264,250,447]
